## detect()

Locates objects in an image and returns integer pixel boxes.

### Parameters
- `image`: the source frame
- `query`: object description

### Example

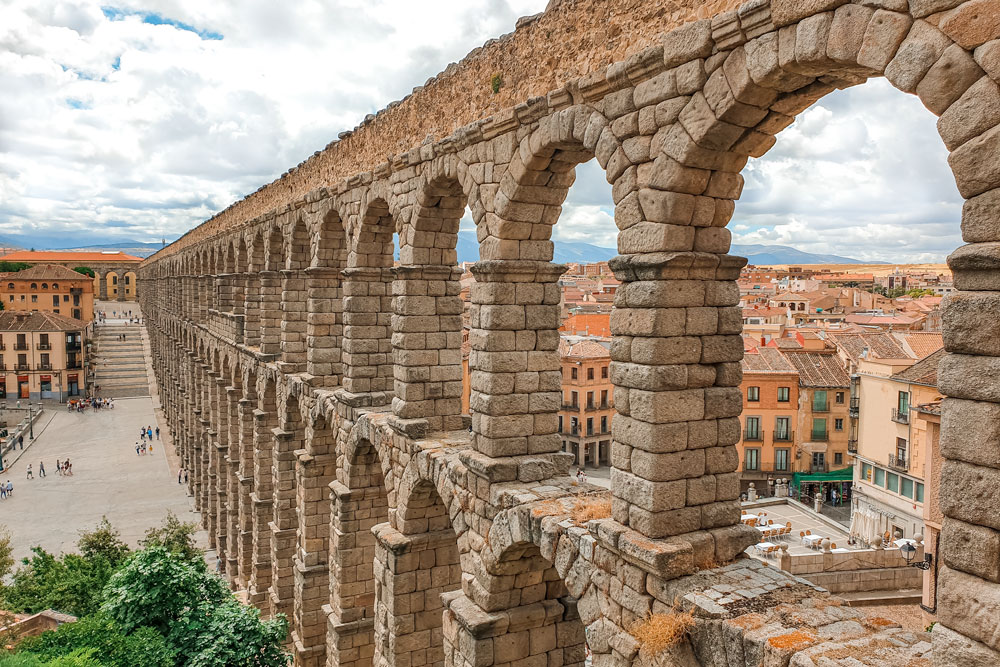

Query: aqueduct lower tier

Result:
[141,0,1000,664]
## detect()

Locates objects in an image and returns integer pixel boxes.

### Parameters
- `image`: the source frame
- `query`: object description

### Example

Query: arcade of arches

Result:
[140,0,1000,664]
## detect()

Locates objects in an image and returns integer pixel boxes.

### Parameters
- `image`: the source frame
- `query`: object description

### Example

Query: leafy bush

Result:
[77,518,131,569]
[2,548,115,617]
[140,512,203,566]
[17,615,173,667]
[0,648,103,666]
[71,268,94,278]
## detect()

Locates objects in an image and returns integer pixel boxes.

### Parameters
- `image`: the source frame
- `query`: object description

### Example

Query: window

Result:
[897,437,908,459]
[30,295,37,303]
[571,368,578,380]
[112,276,118,285]
[747,386,760,402]
[811,418,827,440]
[40,353,50,366]
[30,283,36,289]
[813,390,828,411]
[587,367,594,381]
[40,377,51,392]
[745,448,760,471]
[835,391,845,404]
[775,448,790,471]
[777,386,790,402]
[901,477,914,499]
[887,473,899,493]
[862,462,872,481]
[601,366,608,379]
[558,416,564,432]
[41,283,47,290]
[834,452,843,465]
[17,353,26,367]
[916,483,925,503]
[571,391,578,408]
[51,283,57,289]
[600,416,607,433]
[125,275,131,285]
[39,334,48,346]
[898,391,910,414]
[775,417,790,441]
[812,452,825,470]
[587,418,594,436]
[587,392,594,409]
[874,468,886,486]
[835,418,844,431]
[744,416,761,440]
[20,295,24,302]
[600,390,608,406]
[52,295,59,307]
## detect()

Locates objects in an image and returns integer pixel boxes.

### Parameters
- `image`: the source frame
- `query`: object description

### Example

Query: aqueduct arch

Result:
[141,0,999,664]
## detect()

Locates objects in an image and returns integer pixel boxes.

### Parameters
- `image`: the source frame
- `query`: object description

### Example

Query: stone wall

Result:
[140,0,1000,664]
[777,542,924,594]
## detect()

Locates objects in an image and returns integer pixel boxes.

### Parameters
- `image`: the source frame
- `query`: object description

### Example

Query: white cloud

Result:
[0,3,965,263]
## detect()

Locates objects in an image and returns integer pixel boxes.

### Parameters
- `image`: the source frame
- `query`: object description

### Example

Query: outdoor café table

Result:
[755,542,776,554]
[802,534,824,548]
[741,514,759,523]
[894,538,916,548]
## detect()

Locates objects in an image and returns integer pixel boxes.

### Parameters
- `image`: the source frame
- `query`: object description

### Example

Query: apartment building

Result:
[737,344,800,494]
[0,311,88,401]
[785,351,852,475]
[558,336,613,468]
[853,349,943,540]
[0,264,95,322]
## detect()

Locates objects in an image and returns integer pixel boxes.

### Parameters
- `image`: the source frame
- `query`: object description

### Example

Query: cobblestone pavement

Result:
[0,393,205,563]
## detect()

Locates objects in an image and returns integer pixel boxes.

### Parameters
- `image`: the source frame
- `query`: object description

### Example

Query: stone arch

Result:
[105,271,120,299]
[327,435,391,667]
[305,204,348,384]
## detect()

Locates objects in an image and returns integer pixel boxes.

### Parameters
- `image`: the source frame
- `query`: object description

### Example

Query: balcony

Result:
[849,397,859,418]
[38,363,52,371]
[66,343,82,352]
[891,408,910,424]
[848,437,858,453]
[812,402,830,413]
[743,430,764,442]
[15,363,29,371]
[561,403,580,411]
[37,343,51,351]
[810,430,829,442]
[888,453,909,471]
[13,343,28,351]
[773,430,794,442]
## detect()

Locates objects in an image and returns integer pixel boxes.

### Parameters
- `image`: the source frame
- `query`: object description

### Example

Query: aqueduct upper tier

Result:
[140,0,1000,664]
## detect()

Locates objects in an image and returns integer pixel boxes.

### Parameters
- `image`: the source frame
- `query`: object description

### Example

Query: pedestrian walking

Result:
[56,460,62,476]
[147,428,153,440]
[64,460,71,476]
[26,464,32,480]
[149,442,153,454]
[178,468,183,484]
[6,480,12,496]
[0,482,6,499]
[135,443,140,456]
[184,470,189,483]
[155,427,160,440]
[38,461,45,478]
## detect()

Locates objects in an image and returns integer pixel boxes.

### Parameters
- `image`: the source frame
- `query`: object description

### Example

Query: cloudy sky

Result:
[0,1,963,262]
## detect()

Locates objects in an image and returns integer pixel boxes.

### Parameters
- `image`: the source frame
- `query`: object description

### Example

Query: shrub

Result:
[629,610,696,655]
[17,615,173,667]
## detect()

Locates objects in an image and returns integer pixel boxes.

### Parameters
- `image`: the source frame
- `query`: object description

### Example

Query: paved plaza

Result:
[0,303,204,563]
[742,499,857,559]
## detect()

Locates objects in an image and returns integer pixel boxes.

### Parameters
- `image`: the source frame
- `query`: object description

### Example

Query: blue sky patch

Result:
[66,98,89,110]
[101,6,223,40]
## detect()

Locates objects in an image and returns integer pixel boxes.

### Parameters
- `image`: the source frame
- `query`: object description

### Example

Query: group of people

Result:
[67,397,114,412]
[136,424,159,456]
[0,480,13,498]
[24,459,72,479]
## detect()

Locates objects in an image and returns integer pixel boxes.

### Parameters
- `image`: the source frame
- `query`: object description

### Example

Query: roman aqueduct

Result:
[139,0,1000,664]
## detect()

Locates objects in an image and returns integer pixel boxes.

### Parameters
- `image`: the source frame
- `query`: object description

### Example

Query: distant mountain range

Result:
[0,232,885,265]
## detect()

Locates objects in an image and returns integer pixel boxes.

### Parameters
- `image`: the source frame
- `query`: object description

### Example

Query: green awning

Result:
[792,467,854,484]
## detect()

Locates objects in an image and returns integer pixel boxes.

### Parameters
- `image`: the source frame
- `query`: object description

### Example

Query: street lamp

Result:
[899,536,932,570]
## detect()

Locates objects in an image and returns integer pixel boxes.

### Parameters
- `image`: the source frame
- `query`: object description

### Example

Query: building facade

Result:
[0,312,87,401]
[0,264,95,322]
[558,337,613,468]
[0,251,143,301]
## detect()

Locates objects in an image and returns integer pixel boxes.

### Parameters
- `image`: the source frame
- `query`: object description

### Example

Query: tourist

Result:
[56,460,62,476]
[178,468,183,484]
[63,460,71,476]
[38,461,45,478]
[155,427,160,440]
[6,480,12,496]
[136,443,140,456]
[0,482,6,499]
[26,464,32,480]
[184,470,188,483]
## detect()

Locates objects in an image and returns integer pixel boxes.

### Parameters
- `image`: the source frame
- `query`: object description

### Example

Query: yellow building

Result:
[558,336,613,468]
[853,349,944,540]
[785,351,852,475]
[0,311,88,401]
[0,264,96,322]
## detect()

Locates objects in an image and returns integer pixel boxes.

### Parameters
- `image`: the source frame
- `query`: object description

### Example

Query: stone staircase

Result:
[91,322,151,397]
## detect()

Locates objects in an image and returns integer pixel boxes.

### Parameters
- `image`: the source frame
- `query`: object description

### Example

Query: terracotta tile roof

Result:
[0,311,87,331]
[772,338,803,350]
[0,251,143,263]
[559,337,611,359]
[741,347,797,373]
[828,332,908,362]
[0,264,91,280]
[845,313,921,326]
[785,352,850,388]
[896,332,944,359]
[890,348,946,387]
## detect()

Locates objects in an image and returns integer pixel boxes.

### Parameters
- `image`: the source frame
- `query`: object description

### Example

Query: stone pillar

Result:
[441,592,586,667]
[292,447,337,666]
[933,239,1000,663]
[217,273,235,312]
[280,269,308,374]
[341,267,393,400]
[270,428,298,620]
[306,267,343,386]
[608,252,757,553]
[390,265,466,435]
[371,523,461,667]
[468,260,564,458]
[225,386,241,579]
[259,271,282,357]
[249,407,276,609]
[245,274,262,348]
[237,397,257,589]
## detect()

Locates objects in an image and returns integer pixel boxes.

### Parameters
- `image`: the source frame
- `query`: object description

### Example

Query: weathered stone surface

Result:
[939,352,1000,402]
[857,9,913,72]
[938,566,1000,650]
[885,20,952,93]
[942,291,1000,354]
[941,518,1000,582]
[940,459,1000,531]
[949,122,1000,198]
[939,0,1000,50]
[933,623,1000,667]
[771,0,849,28]
[961,188,1000,242]
[941,397,1000,469]
[916,43,985,115]
[937,76,1000,151]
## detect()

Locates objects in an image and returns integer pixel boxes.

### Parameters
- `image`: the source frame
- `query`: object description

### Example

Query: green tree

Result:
[2,548,115,617]
[76,517,130,568]
[16,615,173,667]
[71,268,94,278]
[0,526,14,580]
[171,600,288,667]
[101,547,227,636]
[139,512,202,565]
[0,262,31,273]
[0,648,103,666]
